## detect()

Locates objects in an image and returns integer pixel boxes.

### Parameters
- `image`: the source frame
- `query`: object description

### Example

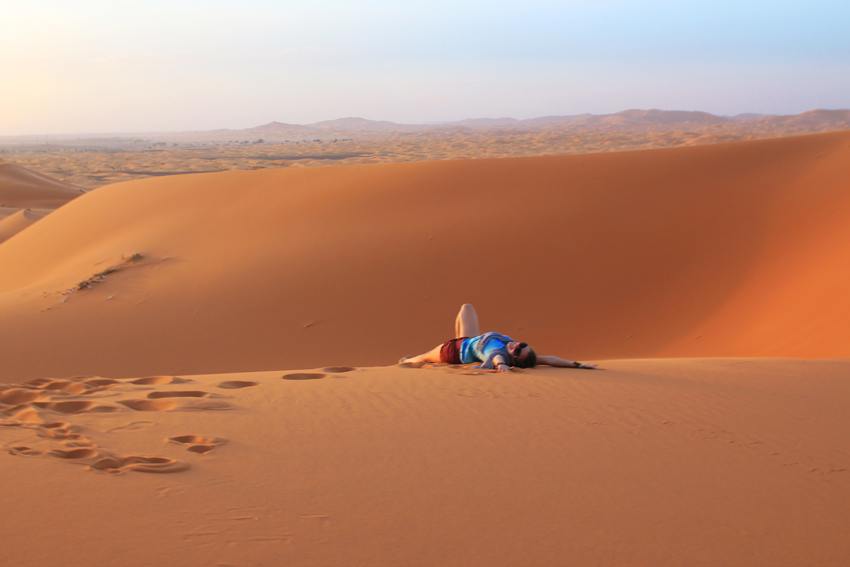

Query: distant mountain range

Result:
[2,109,849,146]
[160,108,850,142]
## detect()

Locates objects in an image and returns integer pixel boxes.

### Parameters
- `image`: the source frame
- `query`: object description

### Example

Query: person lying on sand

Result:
[399,304,597,372]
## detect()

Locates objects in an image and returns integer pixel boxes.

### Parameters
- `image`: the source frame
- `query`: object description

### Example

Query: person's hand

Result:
[574,362,597,370]
[497,363,512,373]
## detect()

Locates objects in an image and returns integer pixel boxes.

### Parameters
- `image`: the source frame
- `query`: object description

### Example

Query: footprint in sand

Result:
[180,400,233,411]
[49,447,99,460]
[41,380,88,395]
[282,373,326,381]
[119,399,180,411]
[0,388,45,405]
[131,375,191,386]
[146,390,208,399]
[8,446,42,457]
[33,400,119,414]
[2,374,226,476]
[63,439,96,448]
[80,378,121,394]
[90,455,189,474]
[84,378,120,388]
[21,378,103,396]
[106,420,154,433]
[37,422,82,440]
[41,380,72,391]
[169,434,228,454]
[323,366,356,373]
[119,397,232,412]
[217,380,258,389]
[2,406,44,425]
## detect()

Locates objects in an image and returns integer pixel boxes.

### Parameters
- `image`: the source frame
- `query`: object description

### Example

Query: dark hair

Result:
[514,347,537,368]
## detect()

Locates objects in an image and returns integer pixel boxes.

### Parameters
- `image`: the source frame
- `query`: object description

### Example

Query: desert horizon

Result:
[4,106,849,139]
[3,107,849,190]
[3,1,849,566]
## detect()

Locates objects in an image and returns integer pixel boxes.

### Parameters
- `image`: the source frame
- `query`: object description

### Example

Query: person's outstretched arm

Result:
[537,355,597,369]
[473,353,513,372]
[492,354,512,373]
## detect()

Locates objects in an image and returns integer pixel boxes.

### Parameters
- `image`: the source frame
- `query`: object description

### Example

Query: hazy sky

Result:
[2,0,848,135]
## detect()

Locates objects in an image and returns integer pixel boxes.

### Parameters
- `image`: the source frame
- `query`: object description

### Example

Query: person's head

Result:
[508,341,537,368]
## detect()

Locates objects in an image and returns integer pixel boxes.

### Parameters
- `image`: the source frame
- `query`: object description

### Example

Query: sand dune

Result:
[0,208,51,244]
[2,359,850,566]
[0,162,83,208]
[0,162,83,242]
[0,131,849,381]
[3,132,850,567]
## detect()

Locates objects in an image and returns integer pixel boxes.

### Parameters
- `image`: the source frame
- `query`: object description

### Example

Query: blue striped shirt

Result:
[460,332,513,369]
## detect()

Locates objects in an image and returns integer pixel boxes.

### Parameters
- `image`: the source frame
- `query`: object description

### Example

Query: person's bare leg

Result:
[400,305,479,365]
[400,344,444,364]
[454,303,481,338]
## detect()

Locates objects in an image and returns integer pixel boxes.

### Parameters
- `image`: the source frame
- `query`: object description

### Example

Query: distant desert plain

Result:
[3,108,849,188]
[2,114,850,566]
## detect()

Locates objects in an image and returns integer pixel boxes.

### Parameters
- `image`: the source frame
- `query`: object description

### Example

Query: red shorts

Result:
[440,337,468,364]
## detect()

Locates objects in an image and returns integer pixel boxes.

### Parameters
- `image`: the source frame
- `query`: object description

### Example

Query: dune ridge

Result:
[0,208,51,244]
[0,162,83,243]
[1,131,850,381]
[0,162,83,208]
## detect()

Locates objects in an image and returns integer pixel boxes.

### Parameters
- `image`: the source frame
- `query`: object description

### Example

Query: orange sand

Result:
[2,359,850,566]
[1,132,850,381]
[0,162,82,243]
[0,208,51,244]
[0,162,83,208]
[2,133,850,566]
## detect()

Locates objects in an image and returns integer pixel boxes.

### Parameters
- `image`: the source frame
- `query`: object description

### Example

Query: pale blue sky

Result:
[1,0,848,135]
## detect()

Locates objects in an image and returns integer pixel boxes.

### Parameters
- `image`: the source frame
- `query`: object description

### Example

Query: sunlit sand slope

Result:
[0,163,83,243]
[1,359,849,566]
[0,208,51,244]
[1,132,849,380]
[0,162,83,208]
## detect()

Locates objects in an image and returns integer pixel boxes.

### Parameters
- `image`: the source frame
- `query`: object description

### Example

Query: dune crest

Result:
[0,208,51,244]
[0,162,83,208]
[0,163,83,243]
[1,132,850,381]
